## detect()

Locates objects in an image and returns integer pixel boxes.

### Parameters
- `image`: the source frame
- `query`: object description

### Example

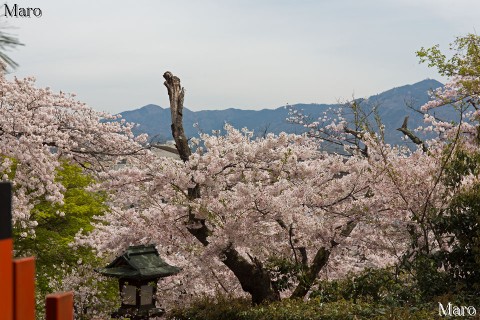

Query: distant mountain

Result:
[120,79,451,146]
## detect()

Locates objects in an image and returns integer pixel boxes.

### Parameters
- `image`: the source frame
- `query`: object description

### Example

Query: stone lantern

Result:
[97,244,180,319]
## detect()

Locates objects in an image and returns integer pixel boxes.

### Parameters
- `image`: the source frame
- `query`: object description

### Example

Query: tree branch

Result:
[397,116,428,152]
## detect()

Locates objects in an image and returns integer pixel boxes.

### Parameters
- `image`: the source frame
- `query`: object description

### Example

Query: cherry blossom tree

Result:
[0,71,148,236]
[4,31,479,311]
[78,72,415,307]
[74,58,479,307]
[82,125,410,304]
[411,35,480,294]
[286,34,480,297]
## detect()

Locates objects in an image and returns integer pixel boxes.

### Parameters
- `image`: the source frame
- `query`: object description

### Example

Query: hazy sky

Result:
[3,0,479,114]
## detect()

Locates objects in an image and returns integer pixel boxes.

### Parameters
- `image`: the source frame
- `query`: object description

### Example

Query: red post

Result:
[2,182,75,319]
[0,183,13,320]
[13,257,35,320]
[45,292,74,320]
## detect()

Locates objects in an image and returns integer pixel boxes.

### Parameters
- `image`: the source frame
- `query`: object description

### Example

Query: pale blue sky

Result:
[3,0,479,113]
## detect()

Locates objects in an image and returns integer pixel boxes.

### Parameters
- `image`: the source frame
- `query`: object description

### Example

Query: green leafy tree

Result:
[432,149,480,294]
[406,34,480,301]
[417,33,480,104]
[13,163,117,318]
[417,33,480,78]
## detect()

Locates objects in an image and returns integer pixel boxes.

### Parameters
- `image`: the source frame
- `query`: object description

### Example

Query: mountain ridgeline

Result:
[120,79,453,146]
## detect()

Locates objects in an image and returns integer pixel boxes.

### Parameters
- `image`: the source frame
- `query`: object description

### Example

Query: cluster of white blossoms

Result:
[0,74,147,236]
[4,68,480,309]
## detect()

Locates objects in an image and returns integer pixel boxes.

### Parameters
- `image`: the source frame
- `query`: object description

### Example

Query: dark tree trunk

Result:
[163,71,191,163]
[290,220,357,299]
[163,71,280,304]
[290,247,331,298]
[222,244,280,304]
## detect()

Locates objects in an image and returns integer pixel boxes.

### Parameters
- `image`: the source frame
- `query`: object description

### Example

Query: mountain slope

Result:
[120,79,447,145]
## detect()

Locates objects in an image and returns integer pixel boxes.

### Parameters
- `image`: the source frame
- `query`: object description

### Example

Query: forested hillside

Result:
[120,79,449,146]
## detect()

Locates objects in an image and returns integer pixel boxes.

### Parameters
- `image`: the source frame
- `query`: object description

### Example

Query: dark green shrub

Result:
[167,296,437,320]
[403,149,480,301]
[311,268,421,307]
[168,295,251,320]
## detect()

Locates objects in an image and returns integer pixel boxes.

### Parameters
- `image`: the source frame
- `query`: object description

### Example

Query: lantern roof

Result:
[96,244,180,280]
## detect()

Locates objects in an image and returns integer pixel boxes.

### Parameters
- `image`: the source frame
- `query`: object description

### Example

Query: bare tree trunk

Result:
[163,71,191,163]
[163,71,280,304]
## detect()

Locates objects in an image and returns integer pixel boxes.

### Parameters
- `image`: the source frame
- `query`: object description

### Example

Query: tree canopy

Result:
[3,32,480,316]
